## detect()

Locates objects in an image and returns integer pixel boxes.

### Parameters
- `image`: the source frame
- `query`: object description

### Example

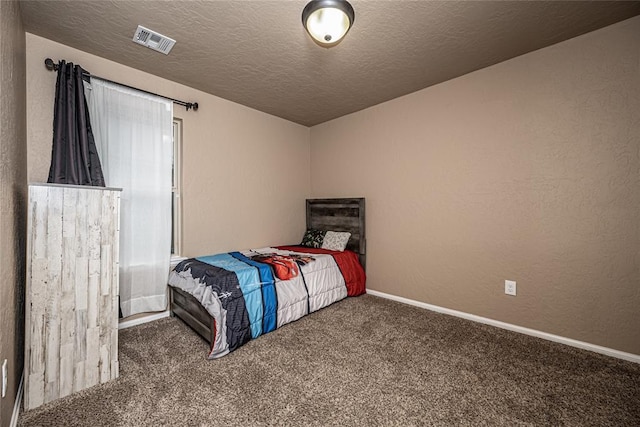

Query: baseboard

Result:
[118,310,170,330]
[10,373,23,427]
[366,289,640,364]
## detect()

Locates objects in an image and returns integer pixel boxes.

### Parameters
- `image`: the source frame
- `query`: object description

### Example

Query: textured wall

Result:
[26,34,311,258]
[0,1,27,426]
[310,17,640,355]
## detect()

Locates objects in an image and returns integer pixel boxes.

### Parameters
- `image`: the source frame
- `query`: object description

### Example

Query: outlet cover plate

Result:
[2,359,7,398]
[505,280,517,296]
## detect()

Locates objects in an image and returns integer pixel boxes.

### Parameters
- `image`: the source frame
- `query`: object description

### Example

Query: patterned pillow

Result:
[321,231,351,252]
[300,229,326,248]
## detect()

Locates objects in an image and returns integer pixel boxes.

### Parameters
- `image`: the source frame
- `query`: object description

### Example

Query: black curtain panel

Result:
[47,61,105,187]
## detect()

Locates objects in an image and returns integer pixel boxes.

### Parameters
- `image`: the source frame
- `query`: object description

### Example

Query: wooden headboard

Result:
[306,198,366,270]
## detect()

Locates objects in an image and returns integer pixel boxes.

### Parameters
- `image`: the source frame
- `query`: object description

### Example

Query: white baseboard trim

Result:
[10,373,23,427]
[366,289,640,364]
[118,310,170,330]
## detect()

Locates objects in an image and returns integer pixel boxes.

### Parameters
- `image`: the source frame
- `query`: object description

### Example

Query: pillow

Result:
[321,231,351,252]
[300,229,326,248]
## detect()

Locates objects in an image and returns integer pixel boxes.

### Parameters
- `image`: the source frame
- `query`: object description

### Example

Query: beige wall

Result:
[26,34,311,257]
[0,1,27,425]
[310,17,640,355]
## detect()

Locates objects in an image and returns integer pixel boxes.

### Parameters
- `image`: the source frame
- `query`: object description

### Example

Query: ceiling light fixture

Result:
[302,0,355,48]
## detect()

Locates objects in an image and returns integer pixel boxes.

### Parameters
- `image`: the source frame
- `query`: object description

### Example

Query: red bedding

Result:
[277,245,366,297]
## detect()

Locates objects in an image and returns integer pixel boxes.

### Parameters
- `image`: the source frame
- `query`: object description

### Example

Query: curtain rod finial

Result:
[44,58,58,71]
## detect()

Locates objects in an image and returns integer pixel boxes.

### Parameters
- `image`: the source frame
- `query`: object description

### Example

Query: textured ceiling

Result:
[19,1,640,127]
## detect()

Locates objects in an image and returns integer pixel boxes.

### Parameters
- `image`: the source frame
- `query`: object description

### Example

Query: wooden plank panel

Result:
[110,325,118,380]
[28,261,47,374]
[73,361,85,394]
[27,372,44,409]
[44,186,63,404]
[111,360,119,380]
[26,185,121,409]
[170,286,216,344]
[100,191,113,297]
[99,294,112,380]
[85,327,100,388]
[75,260,89,312]
[309,215,360,229]
[60,188,77,398]
[171,286,212,326]
[26,312,45,410]
[113,193,121,298]
[75,188,89,257]
[61,188,78,294]
[111,296,119,332]
[308,206,360,217]
[24,188,34,410]
[86,189,103,388]
[59,343,74,399]
[75,188,89,313]
[306,197,366,271]
[25,185,49,410]
[100,247,111,297]
[44,380,59,405]
[87,190,102,330]
[87,190,102,261]
[74,310,87,364]
[308,202,361,209]
[99,344,110,384]
[87,258,100,329]
[73,187,89,398]
[31,186,49,260]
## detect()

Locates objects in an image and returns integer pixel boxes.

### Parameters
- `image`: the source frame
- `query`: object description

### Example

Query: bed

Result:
[168,198,366,358]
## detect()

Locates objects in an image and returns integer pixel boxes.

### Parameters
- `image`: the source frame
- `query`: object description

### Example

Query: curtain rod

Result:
[44,58,198,112]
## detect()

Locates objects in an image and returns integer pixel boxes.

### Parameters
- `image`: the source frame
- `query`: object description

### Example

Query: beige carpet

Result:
[19,295,640,426]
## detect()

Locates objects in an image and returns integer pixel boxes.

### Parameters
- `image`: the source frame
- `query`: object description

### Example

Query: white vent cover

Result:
[132,25,176,55]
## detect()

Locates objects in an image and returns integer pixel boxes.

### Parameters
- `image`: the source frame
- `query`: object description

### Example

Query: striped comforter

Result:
[168,246,366,358]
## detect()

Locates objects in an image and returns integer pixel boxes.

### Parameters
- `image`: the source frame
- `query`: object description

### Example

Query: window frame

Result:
[171,119,183,256]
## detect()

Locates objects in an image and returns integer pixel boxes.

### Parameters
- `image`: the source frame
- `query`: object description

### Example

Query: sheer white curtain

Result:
[85,79,173,317]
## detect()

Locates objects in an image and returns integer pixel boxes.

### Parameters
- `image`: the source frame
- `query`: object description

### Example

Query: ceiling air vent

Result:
[132,25,176,55]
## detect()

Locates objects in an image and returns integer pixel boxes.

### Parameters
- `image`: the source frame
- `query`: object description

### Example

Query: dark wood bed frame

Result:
[169,197,366,344]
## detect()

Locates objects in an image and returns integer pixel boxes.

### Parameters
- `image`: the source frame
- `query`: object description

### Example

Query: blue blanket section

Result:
[197,253,264,339]
[230,252,277,334]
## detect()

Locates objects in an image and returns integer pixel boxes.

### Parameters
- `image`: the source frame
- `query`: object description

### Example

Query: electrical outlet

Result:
[505,280,516,296]
[2,359,7,398]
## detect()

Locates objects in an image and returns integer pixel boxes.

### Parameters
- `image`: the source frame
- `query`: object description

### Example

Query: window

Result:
[171,119,182,256]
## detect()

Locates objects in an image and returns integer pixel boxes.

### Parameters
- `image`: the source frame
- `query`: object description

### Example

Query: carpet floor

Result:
[19,295,640,426]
